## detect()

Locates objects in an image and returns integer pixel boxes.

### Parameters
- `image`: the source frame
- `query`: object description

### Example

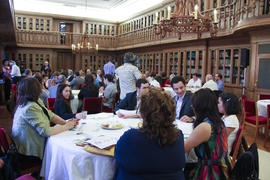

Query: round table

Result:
[40,113,194,179]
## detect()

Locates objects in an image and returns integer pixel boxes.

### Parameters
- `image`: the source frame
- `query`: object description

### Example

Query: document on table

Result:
[174,120,193,135]
[118,109,137,115]
[86,135,118,149]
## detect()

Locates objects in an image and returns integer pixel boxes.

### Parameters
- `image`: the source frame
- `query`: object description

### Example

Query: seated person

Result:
[218,92,241,154]
[70,71,84,90]
[187,73,202,88]
[184,89,231,179]
[49,74,66,98]
[164,73,175,87]
[171,76,194,122]
[78,74,99,100]
[91,72,100,88]
[114,78,149,118]
[12,78,78,160]
[54,84,85,120]
[114,88,185,180]
[101,74,117,109]
[202,74,218,91]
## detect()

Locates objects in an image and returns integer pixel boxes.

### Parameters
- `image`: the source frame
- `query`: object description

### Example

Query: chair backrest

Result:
[231,125,244,168]
[242,98,256,117]
[259,94,270,100]
[83,97,103,114]
[0,128,11,154]
[112,92,120,109]
[78,83,84,89]
[47,98,56,112]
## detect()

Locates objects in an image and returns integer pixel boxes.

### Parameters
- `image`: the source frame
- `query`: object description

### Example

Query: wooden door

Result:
[57,52,75,71]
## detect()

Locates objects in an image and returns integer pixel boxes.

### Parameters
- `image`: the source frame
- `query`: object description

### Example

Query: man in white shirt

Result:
[202,74,218,91]
[9,60,21,84]
[115,52,142,100]
[187,73,201,88]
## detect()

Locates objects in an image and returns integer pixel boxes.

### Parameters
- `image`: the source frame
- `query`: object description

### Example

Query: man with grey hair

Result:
[115,52,142,100]
[49,74,67,98]
[202,74,218,91]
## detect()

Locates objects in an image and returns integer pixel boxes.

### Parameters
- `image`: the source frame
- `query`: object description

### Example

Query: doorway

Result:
[60,23,73,45]
[57,52,75,71]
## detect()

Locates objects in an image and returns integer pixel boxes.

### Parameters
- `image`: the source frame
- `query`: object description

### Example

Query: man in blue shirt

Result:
[104,56,115,75]
[215,73,224,91]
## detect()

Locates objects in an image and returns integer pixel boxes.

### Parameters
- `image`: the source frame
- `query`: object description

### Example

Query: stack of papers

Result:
[174,120,193,135]
[86,135,118,149]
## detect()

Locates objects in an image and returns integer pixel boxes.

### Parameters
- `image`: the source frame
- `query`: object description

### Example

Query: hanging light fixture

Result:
[154,0,218,40]
[71,33,99,54]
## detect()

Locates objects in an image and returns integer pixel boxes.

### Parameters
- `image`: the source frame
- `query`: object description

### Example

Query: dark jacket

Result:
[78,85,99,100]
[54,99,75,120]
[114,91,137,113]
[114,129,185,180]
[175,91,194,119]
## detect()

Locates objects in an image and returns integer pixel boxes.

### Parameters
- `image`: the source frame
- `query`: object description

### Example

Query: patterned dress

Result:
[189,118,231,180]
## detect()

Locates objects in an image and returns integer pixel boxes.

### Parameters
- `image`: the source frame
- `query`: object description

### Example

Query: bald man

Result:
[202,74,218,91]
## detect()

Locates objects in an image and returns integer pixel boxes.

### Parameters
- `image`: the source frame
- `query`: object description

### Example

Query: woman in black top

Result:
[78,75,99,100]
[54,84,85,120]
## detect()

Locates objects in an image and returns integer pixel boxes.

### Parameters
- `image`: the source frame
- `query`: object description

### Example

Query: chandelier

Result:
[71,33,99,54]
[154,0,218,40]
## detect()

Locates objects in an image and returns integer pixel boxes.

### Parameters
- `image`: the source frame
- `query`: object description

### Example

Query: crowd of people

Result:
[0,51,241,180]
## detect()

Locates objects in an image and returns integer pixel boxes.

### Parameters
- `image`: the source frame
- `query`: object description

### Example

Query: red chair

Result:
[259,94,270,100]
[11,84,18,101]
[103,92,120,113]
[83,97,103,114]
[242,98,267,142]
[15,174,36,180]
[231,125,244,168]
[47,98,56,112]
[79,83,84,89]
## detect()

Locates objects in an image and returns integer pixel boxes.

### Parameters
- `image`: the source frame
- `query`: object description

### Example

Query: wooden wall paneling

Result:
[230,48,233,84]
[215,49,219,74]
[166,52,169,77]
[202,49,207,82]
[183,51,187,80]
[207,49,212,75]
[177,50,181,76]
[195,50,199,75]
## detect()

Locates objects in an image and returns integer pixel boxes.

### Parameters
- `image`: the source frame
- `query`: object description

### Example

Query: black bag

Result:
[231,143,259,180]
[0,137,21,180]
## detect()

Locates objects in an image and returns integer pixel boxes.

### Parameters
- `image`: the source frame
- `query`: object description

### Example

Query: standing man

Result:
[215,73,224,91]
[115,52,142,100]
[171,76,194,122]
[9,60,21,84]
[41,61,51,76]
[104,56,115,75]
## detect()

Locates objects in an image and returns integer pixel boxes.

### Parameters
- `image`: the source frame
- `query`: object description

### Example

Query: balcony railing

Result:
[16,0,269,49]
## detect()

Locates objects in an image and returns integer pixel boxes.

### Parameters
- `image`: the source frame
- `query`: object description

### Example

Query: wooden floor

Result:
[1,105,270,152]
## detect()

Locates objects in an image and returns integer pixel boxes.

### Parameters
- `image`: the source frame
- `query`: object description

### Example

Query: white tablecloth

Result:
[40,113,194,180]
[163,87,176,97]
[257,99,270,117]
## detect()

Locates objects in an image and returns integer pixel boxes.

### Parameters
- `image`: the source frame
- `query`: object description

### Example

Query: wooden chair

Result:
[103,92,120,113]
[264,104,270,147]
[258,94,270,100]
[83,97,103,114]
[231,125,244,168]
[242,98,267,142]
[47,98,56,112]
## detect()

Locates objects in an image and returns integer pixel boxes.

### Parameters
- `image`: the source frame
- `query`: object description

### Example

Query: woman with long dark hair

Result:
[78,74,99,100]
[54,84,85,120]
[184,88,231,179]
[12,78,78,160]
[114,88,185,179]
[218,92,241,154]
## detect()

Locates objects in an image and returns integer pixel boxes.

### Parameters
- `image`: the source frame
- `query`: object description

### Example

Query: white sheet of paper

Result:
[86,135,118,149]
[119,109,137,115]
[174,120,193,135]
